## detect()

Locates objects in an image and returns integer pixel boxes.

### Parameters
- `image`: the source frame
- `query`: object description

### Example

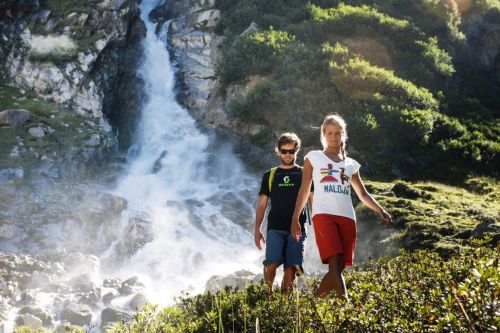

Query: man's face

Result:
[278,143,297,166]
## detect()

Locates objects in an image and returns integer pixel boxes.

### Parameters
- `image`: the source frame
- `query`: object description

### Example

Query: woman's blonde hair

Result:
[320,114,348,161]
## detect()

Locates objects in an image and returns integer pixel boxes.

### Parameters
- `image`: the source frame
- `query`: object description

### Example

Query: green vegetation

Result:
[216,0,500,182]
[358,179,499,257]
[39,0,88,17]
[0,77,99,171]
[111,245,499,332]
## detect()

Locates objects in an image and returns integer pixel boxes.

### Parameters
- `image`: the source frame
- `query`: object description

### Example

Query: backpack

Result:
[267,166,312,225]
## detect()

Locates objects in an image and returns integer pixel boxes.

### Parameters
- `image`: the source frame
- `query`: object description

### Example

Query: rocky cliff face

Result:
[0,0,145,152]
[161,0,273,169]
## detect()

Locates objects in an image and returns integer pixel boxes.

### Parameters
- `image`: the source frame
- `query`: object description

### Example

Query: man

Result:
[254,132,312,294]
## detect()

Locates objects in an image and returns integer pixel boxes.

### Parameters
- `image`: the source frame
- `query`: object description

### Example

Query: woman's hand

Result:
[379,209,392,225]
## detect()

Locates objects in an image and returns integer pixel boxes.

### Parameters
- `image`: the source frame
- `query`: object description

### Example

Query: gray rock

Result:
[0,223,18,239]
[241,22,261,36]
[189,9,220,29]
[35,9,52,24]
[18,306,52,326]
[126,292,148,310]
[16,313,43,329]
[85,133,100,146]
[100,308,131,328]
[0,168,24,182]
[102,292,115,304]
[60,303,92,327]
[28,126,45,137]
[0,109,30,127]
[206,270,261,292]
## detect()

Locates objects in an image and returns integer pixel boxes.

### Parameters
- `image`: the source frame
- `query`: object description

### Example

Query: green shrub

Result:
[112,246,499,333]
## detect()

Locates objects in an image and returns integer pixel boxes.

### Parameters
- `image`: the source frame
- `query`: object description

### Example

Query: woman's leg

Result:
[315,254,347,299]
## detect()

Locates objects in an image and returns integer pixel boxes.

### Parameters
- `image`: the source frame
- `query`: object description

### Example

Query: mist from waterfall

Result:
[103,0,261,306]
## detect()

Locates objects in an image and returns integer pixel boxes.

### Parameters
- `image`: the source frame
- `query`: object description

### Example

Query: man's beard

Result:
[280,157,296,166]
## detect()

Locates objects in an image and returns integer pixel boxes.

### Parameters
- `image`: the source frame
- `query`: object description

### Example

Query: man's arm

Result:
[255,194,269,250]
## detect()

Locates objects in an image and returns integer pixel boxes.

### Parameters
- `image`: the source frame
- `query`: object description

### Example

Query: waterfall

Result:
[103,0,260,306]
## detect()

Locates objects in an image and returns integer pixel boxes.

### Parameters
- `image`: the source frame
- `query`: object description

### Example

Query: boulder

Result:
[28,126,45,137]
[206,270,261,292]
[126,292,147,310]
[100,308,131,328]
[0,109,30,127]
[60,303,92,327]
[189,9,220,29]
[15,313,42,330]
[0,168,23,182]
[34,9,51,24]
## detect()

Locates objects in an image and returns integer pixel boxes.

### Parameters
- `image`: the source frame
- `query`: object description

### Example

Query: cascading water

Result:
[0,1,262,332]
[102,0,261,306]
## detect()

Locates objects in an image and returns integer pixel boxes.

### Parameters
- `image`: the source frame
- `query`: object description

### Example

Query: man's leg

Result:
[315,254,347,299]
[263,230,286,294]
[282,266,296,295]
[264,263,278,294]
[282,232,305,295]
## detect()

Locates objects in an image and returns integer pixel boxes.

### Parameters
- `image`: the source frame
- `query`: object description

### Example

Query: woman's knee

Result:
[327,254,345,272]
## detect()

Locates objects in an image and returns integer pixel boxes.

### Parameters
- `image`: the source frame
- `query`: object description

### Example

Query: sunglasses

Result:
[280,149,296,155]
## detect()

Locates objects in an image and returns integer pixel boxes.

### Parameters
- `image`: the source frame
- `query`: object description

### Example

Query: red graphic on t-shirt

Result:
[320,163,339,183]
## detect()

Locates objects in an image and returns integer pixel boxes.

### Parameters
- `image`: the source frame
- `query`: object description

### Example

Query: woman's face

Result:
[323,123,344,149]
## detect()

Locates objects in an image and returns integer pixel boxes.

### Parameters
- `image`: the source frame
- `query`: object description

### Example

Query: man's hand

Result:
[255,230,265,250]
[379,209,392,225]
[290,219,302,241]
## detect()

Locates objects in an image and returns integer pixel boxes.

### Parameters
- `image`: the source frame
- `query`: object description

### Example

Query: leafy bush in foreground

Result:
[111,245,499,332]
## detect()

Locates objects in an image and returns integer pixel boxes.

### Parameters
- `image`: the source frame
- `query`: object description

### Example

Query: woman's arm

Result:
[351,171,392,224]
[291,158,313,240]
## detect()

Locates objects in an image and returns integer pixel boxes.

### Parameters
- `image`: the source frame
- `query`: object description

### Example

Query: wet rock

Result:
[118,276,144,296]
[101,308,131,329]
[102,291,115,304]
[68,274,95,292]
[18,306,52,326]
[77,287,101,305]
[60,303,92,327]
[27,272,52,288]
[0,109,30,127]
[205,270,261,292]
[0,167,23,182]
[103,278,122,290]
[126,292,147,310]
[219,192,254,228]
[15,313,42,329]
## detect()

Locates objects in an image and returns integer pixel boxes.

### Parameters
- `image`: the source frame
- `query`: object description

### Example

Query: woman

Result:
[291,114,391,299]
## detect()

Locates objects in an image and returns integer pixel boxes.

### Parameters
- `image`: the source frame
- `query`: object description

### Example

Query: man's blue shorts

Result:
[263,229,306,269]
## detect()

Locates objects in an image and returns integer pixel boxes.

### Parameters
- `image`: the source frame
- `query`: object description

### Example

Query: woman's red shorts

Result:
[312,214,356,266]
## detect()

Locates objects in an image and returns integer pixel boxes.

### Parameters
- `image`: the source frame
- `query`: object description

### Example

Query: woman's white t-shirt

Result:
[305,150,360,220]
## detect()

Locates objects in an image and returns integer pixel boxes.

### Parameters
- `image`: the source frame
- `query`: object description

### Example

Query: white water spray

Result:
[106,0,261,305]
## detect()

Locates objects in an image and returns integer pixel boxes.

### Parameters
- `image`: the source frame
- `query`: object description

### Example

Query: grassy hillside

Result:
[355,178,499,261]
[215,0,500,182]
[110,244,498,332]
